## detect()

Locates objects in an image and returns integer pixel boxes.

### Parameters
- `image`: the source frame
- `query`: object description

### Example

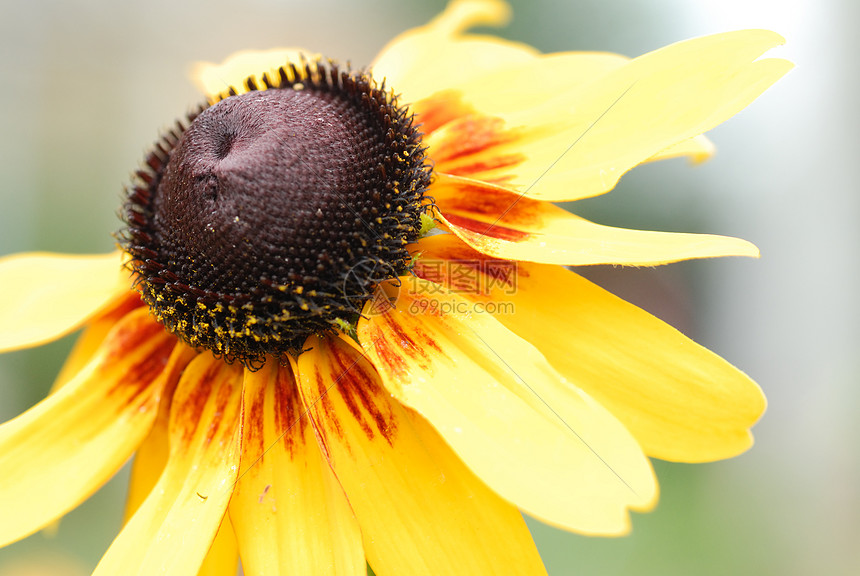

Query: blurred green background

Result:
[1,0,856,574]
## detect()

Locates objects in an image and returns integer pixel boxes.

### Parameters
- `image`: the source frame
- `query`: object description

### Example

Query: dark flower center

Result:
[122,61,431,365]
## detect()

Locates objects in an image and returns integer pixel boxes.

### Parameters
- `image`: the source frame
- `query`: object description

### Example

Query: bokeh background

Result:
[0,0,856,574]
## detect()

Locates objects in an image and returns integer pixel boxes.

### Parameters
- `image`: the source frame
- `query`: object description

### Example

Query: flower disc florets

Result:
[121,60,431,365]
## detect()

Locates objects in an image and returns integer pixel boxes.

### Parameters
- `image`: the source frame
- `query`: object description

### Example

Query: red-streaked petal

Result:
[229,360,365,576]
[52,291,145,392]
[294,335,547,574]
[93,353,243,576]
[0,308,177,546]
[410,90,479,136]
[0,251,129,353]
[431,173,758,265]
[124,343,199,521]
[412,52,713,163]
[425,114,532,187]
[356,283,656,535]
[411,234,766,462]
[425,31,791,201]
[123,352,241,576]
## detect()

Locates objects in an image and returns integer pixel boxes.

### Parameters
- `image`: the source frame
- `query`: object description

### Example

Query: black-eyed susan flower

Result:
[0,0,790,574]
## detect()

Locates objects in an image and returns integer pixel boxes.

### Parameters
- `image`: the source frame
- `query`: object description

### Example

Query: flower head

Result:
[0,1,790,574]
[123,62,431,363]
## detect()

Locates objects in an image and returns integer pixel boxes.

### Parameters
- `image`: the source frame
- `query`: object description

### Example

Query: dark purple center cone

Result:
[122,64,430,365]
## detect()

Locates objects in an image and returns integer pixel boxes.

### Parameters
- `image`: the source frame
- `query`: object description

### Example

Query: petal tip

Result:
[752,28,787,47]
[435,0,512,34]
[740,240,761,259]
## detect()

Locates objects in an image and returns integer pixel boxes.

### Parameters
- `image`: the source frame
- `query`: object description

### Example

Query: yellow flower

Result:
[0,0,790,574]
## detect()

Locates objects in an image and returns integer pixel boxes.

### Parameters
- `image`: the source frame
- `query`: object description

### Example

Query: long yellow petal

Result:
[229,360,365,576]
[124,349,239,576]
[124,343,198,521]
[198,518,240,576]
[356,282,656,535]
[426,31,792,201]
[412,234,766,462]
[295,335,547,574]
[432,173,758,265]
[124,399,170,521]
[0,308,176,546]
[0,251,129,353]
[413,51,713,163]
[371,0,537,104]
[93,352,243,576]
[40,293,152,539]
[416,51,629,120]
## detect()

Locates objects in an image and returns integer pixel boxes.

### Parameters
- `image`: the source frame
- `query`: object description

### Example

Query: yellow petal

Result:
[229,360,365,576]
[412,50,711,164]
[124,343,198,521]
[42,292,147,539]
[356,282,656,535]
[0,308,176,546]
[427,31,792,201]
[412,55,712,165]
[124,398,170,522]
[93,352,243,576]
[372,0,537,104]
[417,51,629,120]
[53,292,144,392]
[294,335,547,573]
[0,251,129,353]
[124,365,242,576]
[198,517,240,576]
[412,234,766,462]
[192,48,313,99]
[432,173,758,265]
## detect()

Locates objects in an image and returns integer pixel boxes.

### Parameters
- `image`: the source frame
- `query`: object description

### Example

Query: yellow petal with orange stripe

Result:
[122,346,240,576]
[413,50,713,163]
[52,293,144,392]
[426,31,791,201]
[412,234,766,462]
[431,174,758,265]
[0,308,176,546]
[124,343,198,521]
[294,335,547,573]
[93,352,243,576]
[229,360,365,576]
[357,283,656,535]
